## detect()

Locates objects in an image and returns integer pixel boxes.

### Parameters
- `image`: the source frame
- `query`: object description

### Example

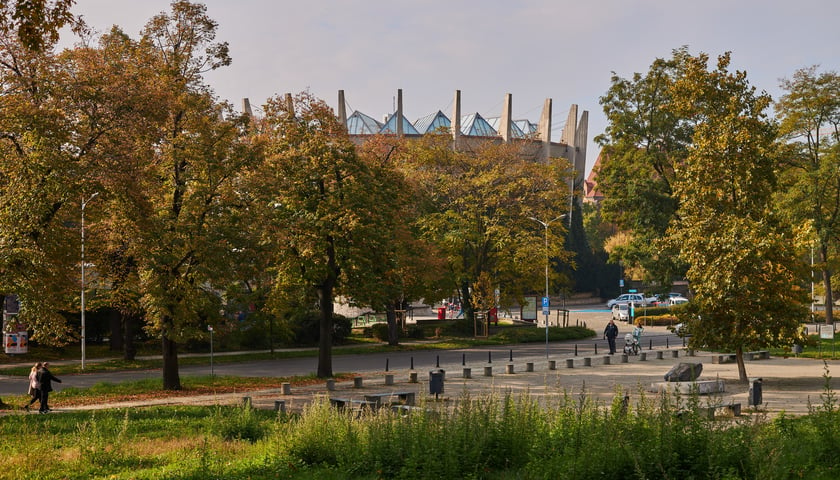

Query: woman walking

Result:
[24,362,41,411]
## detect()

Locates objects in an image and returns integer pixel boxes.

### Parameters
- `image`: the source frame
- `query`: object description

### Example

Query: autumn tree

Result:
[102,1,248,390]
[595,47,694,288]
[667,52,809,382]
[396,134,574,323]
[250,92,402,377]
[775,66,840,324]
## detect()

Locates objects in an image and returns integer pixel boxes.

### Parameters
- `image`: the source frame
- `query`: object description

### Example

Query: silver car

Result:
[606,293,647,308]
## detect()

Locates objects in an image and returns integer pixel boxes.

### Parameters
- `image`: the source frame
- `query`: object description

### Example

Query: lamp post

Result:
[208,325,214,376]
[80,192,98,370]
[529,214,566,358]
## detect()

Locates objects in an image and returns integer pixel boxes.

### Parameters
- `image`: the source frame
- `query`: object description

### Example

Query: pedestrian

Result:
[36,362,61,413]
[604,319,619,354]
[24,362,42,411]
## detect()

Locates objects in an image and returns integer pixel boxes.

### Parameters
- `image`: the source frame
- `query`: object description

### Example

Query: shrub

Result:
[405,323,425,339]
[370,323,389,341]
[287,310,352,346]
[209,405,266,443]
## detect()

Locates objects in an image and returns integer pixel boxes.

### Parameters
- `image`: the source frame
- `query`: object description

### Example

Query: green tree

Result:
[396,135,574,322]
[595,47,693,288]
[0,0,76,51]
[251,92,401,377]
[775,66,840,324]
[667,52,809,382]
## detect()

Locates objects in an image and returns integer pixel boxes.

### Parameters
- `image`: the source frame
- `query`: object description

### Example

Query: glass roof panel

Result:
[346,110,383,135]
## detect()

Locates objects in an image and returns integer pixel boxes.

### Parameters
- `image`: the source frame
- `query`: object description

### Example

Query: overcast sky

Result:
[65,0,839,175]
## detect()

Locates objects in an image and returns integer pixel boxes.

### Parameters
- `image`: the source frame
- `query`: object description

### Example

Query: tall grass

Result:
[3,382,840,479]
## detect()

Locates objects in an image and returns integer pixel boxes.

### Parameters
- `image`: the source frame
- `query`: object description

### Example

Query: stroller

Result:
[623,332,641,355]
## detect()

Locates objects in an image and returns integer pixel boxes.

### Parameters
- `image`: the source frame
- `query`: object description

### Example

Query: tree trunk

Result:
[821,243,833,324]
[386,301,400,346]
[316,285,334,378]
[735,346,748,383]
[459,282,474,324]
[162,333,181,390]
[122,314,137,361]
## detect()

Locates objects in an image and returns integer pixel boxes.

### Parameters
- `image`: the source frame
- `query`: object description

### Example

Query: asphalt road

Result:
[0,306,683,397]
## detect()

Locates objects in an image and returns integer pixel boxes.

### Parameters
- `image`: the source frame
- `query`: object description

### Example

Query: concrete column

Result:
[396,89,404,136]
[242,98,252,117]
[452,90,461,146]
[500,93,512,142]
[281,382,292,395]
[337,90,347,127]
[538,98,552,162]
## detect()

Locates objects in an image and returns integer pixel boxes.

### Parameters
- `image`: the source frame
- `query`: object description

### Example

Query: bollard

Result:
[326,379,336,391]
[575,344,578,356]
[671,350,679,358]
[649,339,653,350]
[488,351,492,363]
[639,352,647,361]
[353,377,364,388]
[462,353,466,366]
[584,357,592,367]
[566,358,575,368]
[463,367,472,379]
[656,351,664,360]
[281,382,292,395]
[604,355,611,365]
[549,360,556,370]
[595,344,598,355]
[526,362,534,372]
[506,364,515,374]
[509,349,513,362]
[436,355,440,368]
[411,356,414,370]
[687,348,695,357]
[409,371,418,383]
[385,374,394,386]
[621,354,629,363]
[274,400,286,413]
[484,366,493,377]
[386,358,389,372]
[242,396,252,408]
[666,338,670,348]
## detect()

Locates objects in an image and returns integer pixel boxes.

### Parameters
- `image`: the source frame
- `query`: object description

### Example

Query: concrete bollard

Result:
[566,358,575,368]
[506,364,515,374]
[687,349,695,357]
[548,360,556,370]
[526,362,534,372]
[353,377,364,388]
[603,355,611,365]
[671,350,679,358]
[242,396,252,408]
[281,382,292,395]
[484,366,493,377]
[326,379,336,391]
[621,354,629,363]
[640,352,648,361]
[274,400,286,413]
[584,357,592,367]
[384,374,394,386]
[463,367,472,379]
[409,371,418,383]
[656,351,664,360]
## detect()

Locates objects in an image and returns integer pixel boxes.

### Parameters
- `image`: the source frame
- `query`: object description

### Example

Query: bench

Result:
[329,397,378,411]
[363,391,416,407]
[746,350,770,360]
[713,354,737,364]
[698,403,741,419]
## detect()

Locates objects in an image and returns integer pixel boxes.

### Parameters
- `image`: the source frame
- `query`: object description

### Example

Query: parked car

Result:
[606,293,648,308]
[612,303,630,322]
[669,296,689,306]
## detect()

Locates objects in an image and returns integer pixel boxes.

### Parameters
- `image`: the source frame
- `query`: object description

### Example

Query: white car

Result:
[606,293,647,308]
[612,304,630,321]
[669,296,689,306]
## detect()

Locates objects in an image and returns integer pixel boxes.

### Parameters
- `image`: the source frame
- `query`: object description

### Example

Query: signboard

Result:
[619,279,624,288]
[542,296,550,316]
[820,324,835,340]
[521,295,538,321]
[4,332,27,354]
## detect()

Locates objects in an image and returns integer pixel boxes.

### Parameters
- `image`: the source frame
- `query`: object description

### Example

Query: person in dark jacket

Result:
[604,319,619,354]
[36,362,61,413]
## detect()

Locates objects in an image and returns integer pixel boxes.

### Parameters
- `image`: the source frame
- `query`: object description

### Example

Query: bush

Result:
[405,323,425,339]
[287,310,352,346]
[370,323,389,341]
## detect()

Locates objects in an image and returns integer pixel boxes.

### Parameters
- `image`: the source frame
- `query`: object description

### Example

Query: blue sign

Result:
[542,296,549,308]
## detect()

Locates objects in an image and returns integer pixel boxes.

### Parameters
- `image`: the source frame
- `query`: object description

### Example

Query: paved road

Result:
[0,306,677,396]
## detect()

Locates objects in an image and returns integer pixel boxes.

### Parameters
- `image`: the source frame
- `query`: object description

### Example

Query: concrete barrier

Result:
[484,366,493,377]
[463,367,472,379]
[353,377,364,388]
[506,364,515,374]
[566,358,575,368]
[384,374,394,386]
[526,362,534,372]
[548,360,556,370]
[282,383,292,395]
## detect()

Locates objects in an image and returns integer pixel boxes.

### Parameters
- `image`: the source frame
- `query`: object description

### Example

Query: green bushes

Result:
[2,390,840,478]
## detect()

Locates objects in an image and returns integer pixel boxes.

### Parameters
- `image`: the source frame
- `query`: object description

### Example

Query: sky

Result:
[63,0,840,176]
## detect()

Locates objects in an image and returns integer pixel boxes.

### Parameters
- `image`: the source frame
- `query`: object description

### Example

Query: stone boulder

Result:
[664,362,703,382]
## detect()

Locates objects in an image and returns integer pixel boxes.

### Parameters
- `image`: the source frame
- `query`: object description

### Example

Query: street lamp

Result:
[529,214,567,358]
[80,192,98,370]
[208,325,214,376]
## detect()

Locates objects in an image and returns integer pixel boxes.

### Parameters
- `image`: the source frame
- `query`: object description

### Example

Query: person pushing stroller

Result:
[623,321,644,355]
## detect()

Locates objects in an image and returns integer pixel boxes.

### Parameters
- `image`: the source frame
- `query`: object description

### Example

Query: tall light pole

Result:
[81,192,98,370]
[529,214,566,358]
